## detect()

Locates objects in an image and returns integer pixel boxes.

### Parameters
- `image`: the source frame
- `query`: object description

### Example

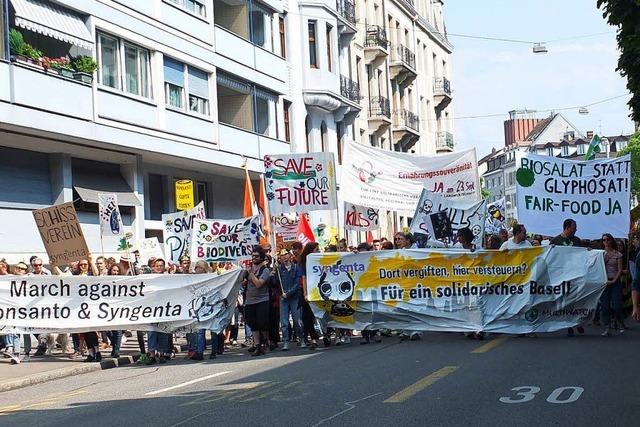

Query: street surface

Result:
[0,326,637,426]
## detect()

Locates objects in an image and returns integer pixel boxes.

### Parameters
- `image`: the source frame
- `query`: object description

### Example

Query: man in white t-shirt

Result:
[500,224,532,250]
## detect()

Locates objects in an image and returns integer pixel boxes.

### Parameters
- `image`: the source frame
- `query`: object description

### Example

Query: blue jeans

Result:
[147,332,169,353]
[4,334,20,354]
[106,331,122,353]
[280,296,303,342]
[600,281,623,327]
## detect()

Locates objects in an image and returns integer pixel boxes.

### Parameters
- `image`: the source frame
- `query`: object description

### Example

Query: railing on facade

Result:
[397,0,416,12]
[394,109,419,132]
[395,44,416,69]
[434,77,451,95]
[365,25,389,49]
[340,75,360,102]
[336,0,356,25]
[369,96,391,119]
[436,131,454,149]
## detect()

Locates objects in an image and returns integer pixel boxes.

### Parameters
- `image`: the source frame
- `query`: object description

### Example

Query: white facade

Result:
[0,0,454,260]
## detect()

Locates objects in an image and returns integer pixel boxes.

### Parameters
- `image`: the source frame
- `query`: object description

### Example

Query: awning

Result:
[73,170,142,207]
[10,0,93,50]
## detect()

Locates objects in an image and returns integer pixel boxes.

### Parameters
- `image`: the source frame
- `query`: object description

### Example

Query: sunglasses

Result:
[34,264,43,267]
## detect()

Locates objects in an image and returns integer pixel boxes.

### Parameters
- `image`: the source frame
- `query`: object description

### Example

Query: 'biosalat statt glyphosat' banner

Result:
[306,247,606,333]
[515,152,630,239]
[0,270,242,334]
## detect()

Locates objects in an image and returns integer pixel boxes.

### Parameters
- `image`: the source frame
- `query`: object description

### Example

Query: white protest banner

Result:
[133,237,165,265]
[263,152,337,215]
[32,202,90,266]
[98,193,124,237]
[306,247,606,333]
[272,213,299,242]
[410,189,486,247]
[163,202,206,264]
[344,202,380,231]
[516,153,631,239]
[191,216,261,262]
[485,197,507,235]
[0,269,241,334]
[340,140,480,212]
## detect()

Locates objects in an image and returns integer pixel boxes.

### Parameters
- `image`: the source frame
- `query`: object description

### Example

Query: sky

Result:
[445,0,635,159]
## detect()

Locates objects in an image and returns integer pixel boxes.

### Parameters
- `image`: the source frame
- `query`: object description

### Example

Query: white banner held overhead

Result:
[0,270,242,334]
[264,152,338,215]
[98,193,124,237]
[162,202,206,264]
[344,202,380,231]
[340,140,480,212]
[515,153,631,239]
[410,189,486,247]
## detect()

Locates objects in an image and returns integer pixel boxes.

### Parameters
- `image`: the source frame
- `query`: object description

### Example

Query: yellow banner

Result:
[175,180,195,211]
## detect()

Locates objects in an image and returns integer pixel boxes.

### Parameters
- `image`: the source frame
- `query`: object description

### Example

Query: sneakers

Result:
[282,341,290,351]
[10,355,20,365]
[2,348,14,358]
[299,341,307,348]
[410,332,422,341]
[567,328,575,337]
[33,347,46,357]
[23,354,30,362]
[344,335,351,344]
[577,326,585,334]
[601,327,611,337]
[83,355,95,363]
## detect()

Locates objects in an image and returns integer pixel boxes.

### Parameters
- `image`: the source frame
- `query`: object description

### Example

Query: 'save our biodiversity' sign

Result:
[0,270,242,334]
[306,246,606,333]
[190,216,261,262]
[515,152,630,239]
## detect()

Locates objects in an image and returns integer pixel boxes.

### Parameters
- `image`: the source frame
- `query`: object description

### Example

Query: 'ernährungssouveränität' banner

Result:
[0,270,242,334]
[306,247,606,333]
[515,152,631,239]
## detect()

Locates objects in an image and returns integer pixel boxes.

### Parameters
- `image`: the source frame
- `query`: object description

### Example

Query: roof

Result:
[525,115,555,142]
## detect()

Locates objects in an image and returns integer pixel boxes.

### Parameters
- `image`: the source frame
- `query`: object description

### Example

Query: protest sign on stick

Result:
[191,216,261,262]
[344,203,380,232]
[163,202,206,264]
[32,202,90,265]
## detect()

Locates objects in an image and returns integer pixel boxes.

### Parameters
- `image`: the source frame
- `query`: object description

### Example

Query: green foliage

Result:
[617,132,640,198]
[480,177,490,199]
[9,29,25,55]
[22,44,42,61]
[71,55,98,74]
[598,0,640,122]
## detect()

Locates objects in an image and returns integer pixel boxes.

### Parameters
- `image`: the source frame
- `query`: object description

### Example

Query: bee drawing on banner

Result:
[317,260,356,317]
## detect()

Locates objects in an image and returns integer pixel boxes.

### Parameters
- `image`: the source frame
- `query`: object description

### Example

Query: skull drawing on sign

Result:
[317,260,356,317]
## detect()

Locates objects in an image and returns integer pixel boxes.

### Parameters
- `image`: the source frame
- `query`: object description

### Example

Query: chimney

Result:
[586,131,594,139]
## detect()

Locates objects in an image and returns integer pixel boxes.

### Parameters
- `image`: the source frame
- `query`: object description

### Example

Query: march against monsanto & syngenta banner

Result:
[305,247,606,333]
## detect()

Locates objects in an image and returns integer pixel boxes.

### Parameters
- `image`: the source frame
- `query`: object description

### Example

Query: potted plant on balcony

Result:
[71,55,98,84]
[42,56,74,78]
[9,29,27,62]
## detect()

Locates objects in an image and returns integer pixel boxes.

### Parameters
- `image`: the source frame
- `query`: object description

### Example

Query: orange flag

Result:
[258,176,271,235]
[243,166,257,218]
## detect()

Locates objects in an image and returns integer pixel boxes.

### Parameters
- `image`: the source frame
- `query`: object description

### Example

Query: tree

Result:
[598,0,640,122]
[617,132,640,199]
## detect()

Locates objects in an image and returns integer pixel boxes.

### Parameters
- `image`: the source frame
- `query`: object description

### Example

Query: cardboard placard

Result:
[32,202,90,265]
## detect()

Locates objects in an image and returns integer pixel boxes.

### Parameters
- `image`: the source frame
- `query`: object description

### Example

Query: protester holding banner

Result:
[600,233,624,336]
[457,228,476,252]
[500,224,532,250]
[297,243,320,349]
[550,219,585,247]
[394,232,415,250]
[146,258,171,365]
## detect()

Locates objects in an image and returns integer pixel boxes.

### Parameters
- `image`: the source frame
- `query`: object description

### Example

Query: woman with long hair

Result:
[601,233,624,336]
[297,242,320,349]
[106,264,123,358]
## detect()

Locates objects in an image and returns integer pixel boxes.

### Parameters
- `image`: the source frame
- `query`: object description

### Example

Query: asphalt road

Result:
[0,325,637,427]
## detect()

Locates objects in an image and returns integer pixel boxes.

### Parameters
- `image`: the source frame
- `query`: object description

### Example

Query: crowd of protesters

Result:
[1,217,637,366]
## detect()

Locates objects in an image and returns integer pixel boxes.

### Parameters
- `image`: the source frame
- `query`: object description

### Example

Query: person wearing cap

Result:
[275,249,305,350]
[179,255,191,273]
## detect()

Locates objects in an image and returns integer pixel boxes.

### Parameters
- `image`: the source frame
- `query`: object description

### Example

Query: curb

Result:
[0,355,138,393]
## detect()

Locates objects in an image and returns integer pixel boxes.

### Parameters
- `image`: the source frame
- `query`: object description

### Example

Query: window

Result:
[305,115,312,152]
[148,174,168,220]
[577,144,585,155]
[546,147,554,156]
[308,21,318,68]
[497,176,502,186]
[164,57,210,115]
[337,122,344,164]
[98,34,119,89]
[283,100,291,142]
[196,181,209,211]
[562,145,569,156]
[167,0,206,17]
[279,16,286,58]
[320,121,327,152]
[326,24,333,72]
[98,33,152,99]
[250,1,274,51]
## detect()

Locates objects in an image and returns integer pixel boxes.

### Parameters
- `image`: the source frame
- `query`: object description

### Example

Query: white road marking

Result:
[311,392,382,427]
[145,371,232,396]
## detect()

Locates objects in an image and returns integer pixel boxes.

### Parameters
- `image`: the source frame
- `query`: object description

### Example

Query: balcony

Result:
[392,109,420,151]
[390,44,417,86]
[219,123,290,159]
[368,96,391,135]
[340,75,361,103]
[434,77,452,111]
[336,0,357,34]
[395,0,417,16]
[364,25,389,64]
[436,131,455,152]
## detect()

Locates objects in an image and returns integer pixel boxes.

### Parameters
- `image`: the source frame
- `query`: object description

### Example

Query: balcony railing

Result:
[369,96,391,119]
[434,77,452,95]
[365,25,389,49]
[336,0,356,25]
[395,45,416,69]
[398,0,416,12]
[340,75,360,102]
[436,131,454,150]
[394,109,419,132]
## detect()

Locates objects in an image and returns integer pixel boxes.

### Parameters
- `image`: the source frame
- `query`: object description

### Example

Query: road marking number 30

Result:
[499,386,584,404]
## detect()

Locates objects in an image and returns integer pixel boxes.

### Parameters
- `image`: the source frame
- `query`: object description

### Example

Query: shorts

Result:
[244,301,270,331]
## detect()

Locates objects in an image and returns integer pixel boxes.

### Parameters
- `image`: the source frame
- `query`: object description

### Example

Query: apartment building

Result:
[0,0,290,260]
